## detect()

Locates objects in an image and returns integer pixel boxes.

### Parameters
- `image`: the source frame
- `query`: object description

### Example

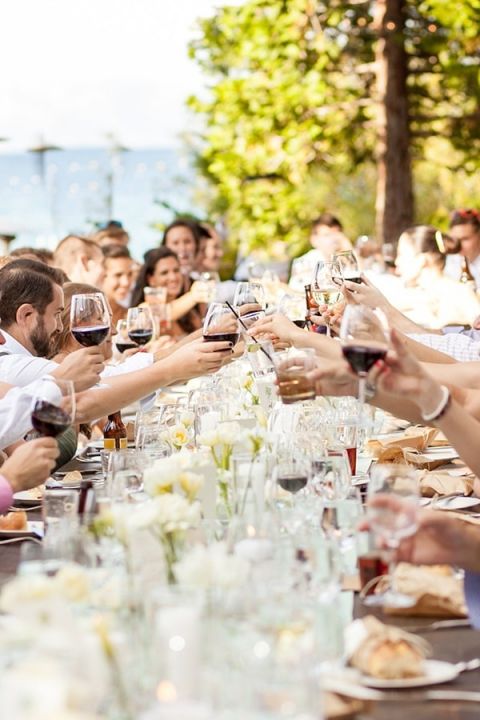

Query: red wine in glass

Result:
[292,319,307,329]
[128,329,153,345]
[31,400,71,438]
[358,552,389,594]
[116,341,138,354]
[203,332,240,345]
[342,345,387,374]
[277,474,308,494]
[72,325,110,347]
[346,446,357,476]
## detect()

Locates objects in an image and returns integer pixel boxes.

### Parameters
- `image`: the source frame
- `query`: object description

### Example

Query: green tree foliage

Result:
[188,0,479,257]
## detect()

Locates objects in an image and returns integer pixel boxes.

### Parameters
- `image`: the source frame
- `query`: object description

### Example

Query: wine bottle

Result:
[103,411,128,450]
[459,257,475,288]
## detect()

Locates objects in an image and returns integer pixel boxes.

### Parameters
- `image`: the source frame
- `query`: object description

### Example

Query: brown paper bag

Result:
[382,563,467,618]
[418,470,475,498]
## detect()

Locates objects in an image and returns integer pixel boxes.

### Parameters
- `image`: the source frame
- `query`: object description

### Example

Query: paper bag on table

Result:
[369,445,448,471]
[381,563,467,618]
[418,470,474,498]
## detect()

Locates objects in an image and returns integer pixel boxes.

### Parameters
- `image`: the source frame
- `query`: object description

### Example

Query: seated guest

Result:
[444,209,480,288]
[92,221,130,248]
[54,235,105,286]
[195,223,224,274]
[0,439,59,513]
[289,212,351,291]
[160,219,201,281]
[131,248,207,339]
[10,246,54,265]
[367,225,480,329]
[101,245,136,326]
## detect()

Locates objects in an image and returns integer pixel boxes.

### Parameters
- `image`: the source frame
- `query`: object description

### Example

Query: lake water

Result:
[0,146,198,260]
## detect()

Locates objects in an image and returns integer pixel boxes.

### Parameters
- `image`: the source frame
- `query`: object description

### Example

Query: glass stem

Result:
[357,374,366,429]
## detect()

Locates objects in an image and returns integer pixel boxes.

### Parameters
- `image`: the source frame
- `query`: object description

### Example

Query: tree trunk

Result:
[373,0,414,247]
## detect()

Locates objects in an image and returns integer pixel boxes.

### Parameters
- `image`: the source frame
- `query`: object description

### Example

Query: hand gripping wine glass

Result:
[115,319,138,354]
[31,378,75,438]
[333,250,362,284]
[127,306,154,346]
[365,463,419,608]
[203,302,240,346]
[312,261,343,336]
[70,293,110,347]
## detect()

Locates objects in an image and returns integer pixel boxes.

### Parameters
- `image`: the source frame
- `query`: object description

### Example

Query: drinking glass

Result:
[339,304,389,409]
[151,303,173,337]
[108,450,148,501]
[43,488,78,556]
[365,463,419,608]
[271,452,311,508]
[233,281,266,310]
[312,261,343,336]
[272,347,316,404]
[144,286,167,305]
[246,339,275,377]
[278,292,308,329]
[190,271,219,303]
[127,306,154,346]
[333,250,361,283]
[203,302,240,346]
[31,377,75,438]
[311,450,351,504]
[115,319,137,354]
[70,293,110,347]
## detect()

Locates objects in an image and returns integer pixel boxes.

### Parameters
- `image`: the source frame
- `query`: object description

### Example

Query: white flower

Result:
[54,565,91,603]
[170,423,189,447]
[174,542,250,589]
[180,410,195,428]
[197,429,219,447]
[179,471,204,501]
[216,421,243,446]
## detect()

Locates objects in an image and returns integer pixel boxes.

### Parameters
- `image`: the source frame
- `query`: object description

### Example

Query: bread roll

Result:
[0,511,28,531]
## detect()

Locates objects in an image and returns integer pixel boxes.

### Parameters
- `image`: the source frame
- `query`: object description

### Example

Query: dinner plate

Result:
[434,495,480,511]
[0,521,44,539]
[13,489,44,507]
[361,660,459,688]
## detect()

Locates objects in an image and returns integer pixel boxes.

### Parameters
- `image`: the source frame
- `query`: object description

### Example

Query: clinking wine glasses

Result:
[203,302,240,346]
[312,261,343,336]
[333,250,362,284]
[233,281,266,311]
[115,319,137,354]
[70,293,110,347]
[126,306,154,346]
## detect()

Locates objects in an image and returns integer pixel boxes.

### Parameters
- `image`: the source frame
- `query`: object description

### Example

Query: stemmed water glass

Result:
[333,250,361,284]
[233,281,266,311]
[70,293,110,347]
[312,261,343,336]
[127,306,154,346]
[365,463,419,608]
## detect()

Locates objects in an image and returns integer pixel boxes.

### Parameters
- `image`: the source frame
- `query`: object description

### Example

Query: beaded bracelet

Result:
[421,385,451,423]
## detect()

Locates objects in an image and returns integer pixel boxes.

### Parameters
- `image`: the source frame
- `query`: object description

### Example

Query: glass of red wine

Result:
[115,319,138,354]
[271,451,311,528]
[333,250,362,284]
[70,293,111,347]
[31,378,75,439]
[127,307,154,346]
[339,304,389,412]
[203,302,240,346]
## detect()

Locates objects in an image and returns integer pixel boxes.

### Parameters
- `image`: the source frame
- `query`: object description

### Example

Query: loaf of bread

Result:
[0,511,28,531]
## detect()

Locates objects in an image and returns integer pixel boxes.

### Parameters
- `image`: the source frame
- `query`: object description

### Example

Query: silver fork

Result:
[406,618,471,632]
[0,536,42,545]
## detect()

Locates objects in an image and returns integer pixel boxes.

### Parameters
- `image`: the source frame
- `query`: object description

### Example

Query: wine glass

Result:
[271,451,311,531]
[233,281,266,311]
[339,304,389,409]
[127,307,154,346]
[203,302,240,345]
[31,378,75,438]
[311,261,343,336]
[333,250,361,284]
[279,292,308,329]
[70,293,110,347]
[115,319,137,354]
[365,464,419,608]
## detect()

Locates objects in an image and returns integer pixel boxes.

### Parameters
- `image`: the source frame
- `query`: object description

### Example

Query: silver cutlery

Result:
[0,536,42,545]
[406,618,471,632]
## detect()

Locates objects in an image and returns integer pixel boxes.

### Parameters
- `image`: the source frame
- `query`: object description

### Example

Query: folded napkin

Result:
[367,445,449,471]
[345,615,430,679]
[381,563,467,618]
[418,469,475,498]
[366,427,438,457]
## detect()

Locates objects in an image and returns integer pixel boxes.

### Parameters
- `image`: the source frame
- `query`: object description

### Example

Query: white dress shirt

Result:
[0,330,154,386]
[0,377,62,449]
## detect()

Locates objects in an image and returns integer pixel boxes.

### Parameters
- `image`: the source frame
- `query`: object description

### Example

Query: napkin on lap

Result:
[382,563,467,618]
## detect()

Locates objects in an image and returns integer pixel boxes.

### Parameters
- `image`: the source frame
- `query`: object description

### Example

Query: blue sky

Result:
[0,0,235,151]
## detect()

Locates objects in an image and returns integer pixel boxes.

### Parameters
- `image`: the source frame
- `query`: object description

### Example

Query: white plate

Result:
[0,521,44,539]
[423,447,459,461]
[434,495,480,511]
[13,490,44,507]
[361,660,459,688]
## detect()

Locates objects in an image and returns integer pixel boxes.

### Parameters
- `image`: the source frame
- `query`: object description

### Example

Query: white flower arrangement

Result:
[143,452,204,501]
[173,541,250,590]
